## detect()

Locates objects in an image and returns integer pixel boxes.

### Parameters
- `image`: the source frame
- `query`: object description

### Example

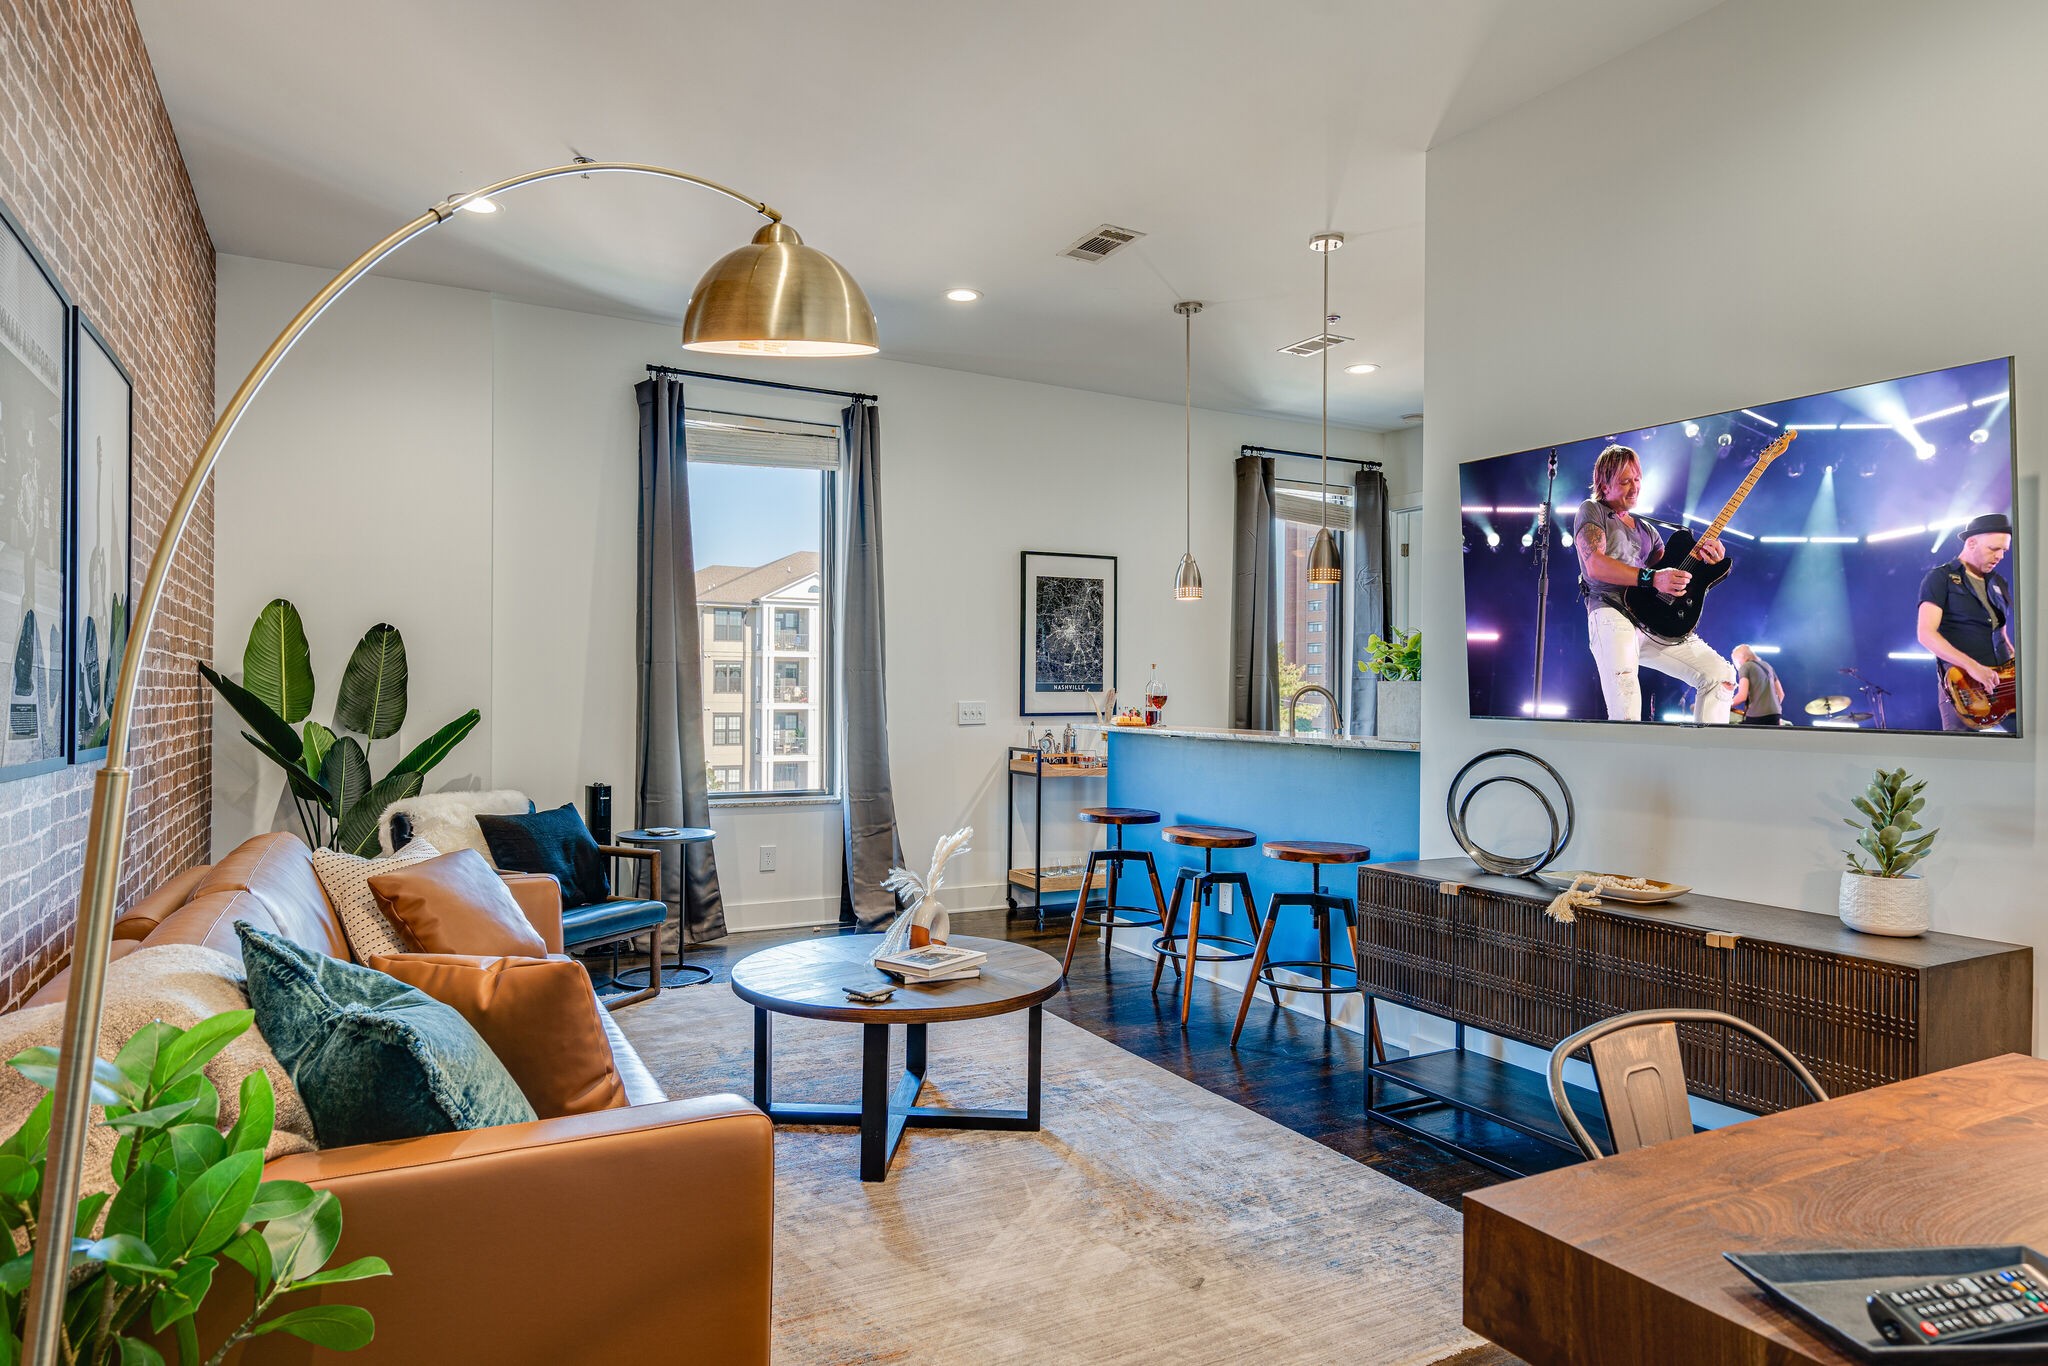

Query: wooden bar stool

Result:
[1150,824,1261,1027]
[1059,807,1169,976]
[1230,840,1372,1048]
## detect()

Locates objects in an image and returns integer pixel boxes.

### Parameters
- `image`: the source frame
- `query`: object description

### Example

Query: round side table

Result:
[611,827,717,989]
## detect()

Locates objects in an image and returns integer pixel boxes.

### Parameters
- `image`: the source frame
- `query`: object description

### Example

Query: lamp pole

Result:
[20,159,860,1365]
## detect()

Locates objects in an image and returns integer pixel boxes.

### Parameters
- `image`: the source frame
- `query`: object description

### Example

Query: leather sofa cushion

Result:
[561,898,667,949]
[369,952,627,1117]
[189,832,349,958]
[369,850,549,957]
[114,864,212,941]
[239,924,535,1147]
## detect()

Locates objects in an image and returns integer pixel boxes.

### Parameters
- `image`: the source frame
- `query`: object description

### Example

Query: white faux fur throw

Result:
[377,788,532,863]
[0,944,318,1199]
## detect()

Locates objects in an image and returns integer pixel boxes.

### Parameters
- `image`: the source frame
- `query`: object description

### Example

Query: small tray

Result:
[1726,1246,2048,1361]
[1535,869,1691,904]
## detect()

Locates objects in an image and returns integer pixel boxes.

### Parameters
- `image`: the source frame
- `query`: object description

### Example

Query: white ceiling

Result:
[132,0,1721,431]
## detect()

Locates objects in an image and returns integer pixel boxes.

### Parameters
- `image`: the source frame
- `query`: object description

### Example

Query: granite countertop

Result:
[1077,723,1419,753]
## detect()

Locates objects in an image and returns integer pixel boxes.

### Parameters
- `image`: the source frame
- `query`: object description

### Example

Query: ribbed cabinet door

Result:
[1577,911,1728,1102]
[1355,868,1458,1014]
[1727,942,1918,1110]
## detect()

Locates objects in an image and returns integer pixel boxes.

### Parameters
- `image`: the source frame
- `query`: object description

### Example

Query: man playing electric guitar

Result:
[1576,444,1737,723]
[1917,512,2017,732]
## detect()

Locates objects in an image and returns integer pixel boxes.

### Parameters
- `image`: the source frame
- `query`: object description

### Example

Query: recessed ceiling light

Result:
[455,195,498,214]
[1344,362,1380,375]
[945,288,981,303]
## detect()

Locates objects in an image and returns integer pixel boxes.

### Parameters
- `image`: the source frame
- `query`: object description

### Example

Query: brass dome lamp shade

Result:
[682,220,878,356]
[1174,300,1204,601]
[1307,230,1344,585]
[18,158,876,1366]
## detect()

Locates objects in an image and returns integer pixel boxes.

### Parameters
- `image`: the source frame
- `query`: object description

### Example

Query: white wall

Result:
[1422,0,2045,1047]
[214,257,1411,929]
[212,259,496,854]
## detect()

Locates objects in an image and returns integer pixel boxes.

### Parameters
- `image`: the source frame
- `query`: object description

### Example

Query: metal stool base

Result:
[1061,845,1168,976]
[1232,884,1362,1046]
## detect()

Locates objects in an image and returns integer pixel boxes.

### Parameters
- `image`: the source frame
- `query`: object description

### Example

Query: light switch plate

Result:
[957,701,987,726]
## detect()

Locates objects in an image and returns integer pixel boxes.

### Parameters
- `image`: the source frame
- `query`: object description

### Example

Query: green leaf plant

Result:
[0,1014,389,1364]
[1843,767,1939,878]
[200,600,480,856]
[1355,629,1422,683]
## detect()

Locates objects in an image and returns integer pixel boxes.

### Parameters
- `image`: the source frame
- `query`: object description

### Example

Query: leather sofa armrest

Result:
[115,864,212,941]
[236,1098,772,1364]
[500,872,564,953]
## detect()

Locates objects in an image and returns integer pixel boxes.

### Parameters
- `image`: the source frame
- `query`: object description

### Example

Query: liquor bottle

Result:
[1144,664,1168,726]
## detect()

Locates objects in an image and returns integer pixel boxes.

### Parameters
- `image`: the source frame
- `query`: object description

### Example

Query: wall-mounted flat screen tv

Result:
[1459,357,2019,736]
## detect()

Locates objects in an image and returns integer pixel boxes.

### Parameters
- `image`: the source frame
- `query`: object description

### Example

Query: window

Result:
[1308,621,1324,633]
[1306,643,1322,655]
[1307,600,1324,614]
[1273,479,1350,721]
[686,406,839,798]
[1306,664,1323,677]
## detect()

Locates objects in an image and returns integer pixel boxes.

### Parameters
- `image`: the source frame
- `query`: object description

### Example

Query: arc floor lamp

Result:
[21,158,878,1363]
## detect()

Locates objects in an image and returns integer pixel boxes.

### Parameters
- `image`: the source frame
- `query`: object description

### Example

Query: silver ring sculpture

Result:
[1446,748,1576,877]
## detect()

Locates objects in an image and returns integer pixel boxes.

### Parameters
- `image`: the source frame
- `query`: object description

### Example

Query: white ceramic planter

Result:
[1377,680,1421,741]
[1838,870,1930,936]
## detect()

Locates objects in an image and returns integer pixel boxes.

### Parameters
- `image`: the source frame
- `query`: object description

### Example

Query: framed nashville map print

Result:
[1019,551,1117,717]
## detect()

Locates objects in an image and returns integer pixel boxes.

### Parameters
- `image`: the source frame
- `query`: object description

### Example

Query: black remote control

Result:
[1866,1264,2048,1345]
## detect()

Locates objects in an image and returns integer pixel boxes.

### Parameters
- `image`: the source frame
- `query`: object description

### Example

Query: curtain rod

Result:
[1240,443,1380,469]
[646,363,876,403]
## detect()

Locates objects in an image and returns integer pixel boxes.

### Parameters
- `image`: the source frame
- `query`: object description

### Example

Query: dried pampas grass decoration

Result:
[873,827,974,958]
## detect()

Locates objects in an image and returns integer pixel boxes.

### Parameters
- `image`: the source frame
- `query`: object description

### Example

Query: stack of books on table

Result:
[873,942,987,984]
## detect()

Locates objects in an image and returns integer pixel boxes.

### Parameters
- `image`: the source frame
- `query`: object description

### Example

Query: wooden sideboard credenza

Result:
[1356,859,2032,1176]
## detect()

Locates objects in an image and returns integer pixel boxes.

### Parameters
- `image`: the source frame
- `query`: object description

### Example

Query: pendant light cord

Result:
[1320,242,1330,531]
[1184,306,1193,553]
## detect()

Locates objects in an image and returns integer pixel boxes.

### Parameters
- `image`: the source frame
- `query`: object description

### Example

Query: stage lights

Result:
[1718,433,1733,449]
[1748,645,1781,654]
[1912,403,1968,425]
[1972,390,2009,407]
[1520,532,1534,548]
[1866,524,1926,542]
[1519,701,1568,717]
[1484,530,1501,549]
[1888,650,1936,661]
[1971,428,1990,444]
[1683,422,1700,438]
[1467,630,1501,643]
[1661,712,1691,723]
[1560,532,1573,548]
[1760,535,1809,544]
[1741,409,1779,427]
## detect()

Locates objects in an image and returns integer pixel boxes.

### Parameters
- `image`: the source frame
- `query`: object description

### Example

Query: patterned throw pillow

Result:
[312,839,441,961]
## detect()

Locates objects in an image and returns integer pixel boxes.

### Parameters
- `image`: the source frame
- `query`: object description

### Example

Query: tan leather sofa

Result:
[22,832,772,1365]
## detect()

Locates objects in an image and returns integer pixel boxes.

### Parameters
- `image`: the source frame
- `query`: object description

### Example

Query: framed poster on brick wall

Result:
[70,314,131,762]
[0,200,72,780]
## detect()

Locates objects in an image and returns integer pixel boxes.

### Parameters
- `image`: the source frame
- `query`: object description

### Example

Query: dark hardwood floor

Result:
[614,903,1500,1210]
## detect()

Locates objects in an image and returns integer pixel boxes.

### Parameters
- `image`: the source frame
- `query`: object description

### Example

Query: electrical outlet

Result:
[758,845,777,873]
[957,700,987,726]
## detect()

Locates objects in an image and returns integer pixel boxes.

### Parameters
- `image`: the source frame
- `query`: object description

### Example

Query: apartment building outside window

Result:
[1275,479,1350,733]
[688,407,839,799]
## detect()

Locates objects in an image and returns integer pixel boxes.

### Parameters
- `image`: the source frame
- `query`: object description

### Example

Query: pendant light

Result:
[1174,300,1205,601]
[1307,231,1345,584]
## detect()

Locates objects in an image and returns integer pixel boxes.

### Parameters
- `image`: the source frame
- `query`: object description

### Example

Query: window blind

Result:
[1273,478,1354,532]
[684,408,841,470]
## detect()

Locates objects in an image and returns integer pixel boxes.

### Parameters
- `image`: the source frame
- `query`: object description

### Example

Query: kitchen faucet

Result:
[1283,684,1342,737]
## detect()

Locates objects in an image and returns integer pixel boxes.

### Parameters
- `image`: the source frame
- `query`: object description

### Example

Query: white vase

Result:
[1377,680,1421,741]
[1838,871,1930,936]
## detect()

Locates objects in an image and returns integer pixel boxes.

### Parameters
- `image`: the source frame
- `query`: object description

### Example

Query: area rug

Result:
[617,981,1497,1365]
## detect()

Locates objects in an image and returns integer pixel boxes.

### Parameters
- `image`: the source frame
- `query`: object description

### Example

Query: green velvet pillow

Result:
[236,923,536,1148]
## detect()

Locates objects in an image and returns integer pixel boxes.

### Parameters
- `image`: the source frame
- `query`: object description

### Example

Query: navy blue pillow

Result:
[236,923,536,1148]
[476,803,611,909]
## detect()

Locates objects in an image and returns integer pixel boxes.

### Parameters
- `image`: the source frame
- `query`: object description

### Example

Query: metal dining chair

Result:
[1547,1007,1830,1160]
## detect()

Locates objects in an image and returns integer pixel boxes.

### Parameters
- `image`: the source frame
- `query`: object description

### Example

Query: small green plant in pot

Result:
[201,599,480,856]
[1,1012,388,1363]
[1357,629,1422,741]
[1839,767,1938,936]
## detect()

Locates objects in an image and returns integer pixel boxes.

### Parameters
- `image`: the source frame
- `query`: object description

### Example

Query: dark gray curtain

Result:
[635,376,726,943]
[1230,455,1281,730]
[838,399,903,927]
[1348,465,1392,736]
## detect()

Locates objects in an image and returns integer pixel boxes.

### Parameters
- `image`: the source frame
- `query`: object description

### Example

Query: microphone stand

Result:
[1841,666,1891,730]
[1532,449,1559,709]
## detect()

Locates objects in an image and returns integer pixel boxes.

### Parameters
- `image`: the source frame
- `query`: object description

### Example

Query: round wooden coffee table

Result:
[729,934,1062,1182]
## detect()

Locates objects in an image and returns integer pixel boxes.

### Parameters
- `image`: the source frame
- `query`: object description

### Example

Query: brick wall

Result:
[0,0,214,1007]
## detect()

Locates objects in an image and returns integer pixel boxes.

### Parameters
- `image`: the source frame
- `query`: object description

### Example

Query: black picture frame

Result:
[0,196,72,782]
[1019,551,1117,717]
[69,313,132,763]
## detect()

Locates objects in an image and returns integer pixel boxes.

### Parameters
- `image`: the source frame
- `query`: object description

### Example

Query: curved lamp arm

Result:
[21,160,786,1365]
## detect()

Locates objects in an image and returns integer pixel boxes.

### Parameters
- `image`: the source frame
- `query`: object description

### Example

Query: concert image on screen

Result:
[1459,357,2019,736]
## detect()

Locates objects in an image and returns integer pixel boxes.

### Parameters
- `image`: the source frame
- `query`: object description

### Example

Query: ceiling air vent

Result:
[1278,330,1352,357]
[1061,223,1146,263]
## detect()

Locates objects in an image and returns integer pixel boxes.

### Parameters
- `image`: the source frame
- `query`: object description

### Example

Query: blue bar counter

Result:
[1092,725,1421,1023]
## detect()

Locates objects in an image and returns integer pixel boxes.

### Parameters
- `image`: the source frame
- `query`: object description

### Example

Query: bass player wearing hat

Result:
[1916,512,2017,731]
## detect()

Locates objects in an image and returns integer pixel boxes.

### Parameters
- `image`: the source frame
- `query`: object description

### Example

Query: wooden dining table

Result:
[1464,1054,2048,1364]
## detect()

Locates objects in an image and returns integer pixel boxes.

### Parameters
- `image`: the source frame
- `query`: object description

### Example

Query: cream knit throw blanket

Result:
[0,944,317,1198]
